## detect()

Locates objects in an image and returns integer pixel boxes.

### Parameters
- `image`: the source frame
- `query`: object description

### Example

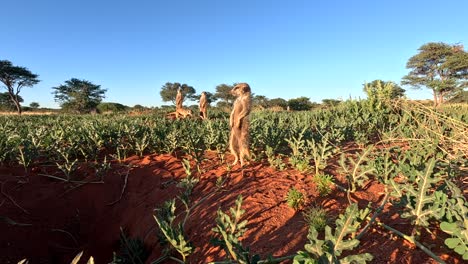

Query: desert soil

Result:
[0,151,462,264]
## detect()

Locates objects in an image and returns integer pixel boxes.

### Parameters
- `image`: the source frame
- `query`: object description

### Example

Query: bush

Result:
[286,187,305,210]
[302,206,328,231]
[97,102,129,113]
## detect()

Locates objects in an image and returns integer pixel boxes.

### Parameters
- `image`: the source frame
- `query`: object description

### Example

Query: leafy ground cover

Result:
[0,100,466,263]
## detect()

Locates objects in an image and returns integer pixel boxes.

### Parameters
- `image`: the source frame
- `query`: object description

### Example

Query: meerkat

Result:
[199,91,208,119]
[175,88,183,110]
[175,108,192,119]
[166,108,193,119]
[229,83,252,166]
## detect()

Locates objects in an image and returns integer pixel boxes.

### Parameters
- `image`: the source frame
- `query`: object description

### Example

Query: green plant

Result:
[307,136,335,175]
[286,128,311,172]
[112,229,149,264]
[134,133,150,157]
[302,206,328,232]
[18,251,94,264]
[93,156,111,181]
[177,159,199,226]
[216,144,226,165]
[439,180,468,260]
[154,199,193,262]
[183,131,206,174]
[339,146,375,193]
[294,203,372,264]
[265,146,286,171]
[211,195,261,263]
[313,174,334,196]
[286,187,306,210]
[370,149,397,185]
[390,158,447,237]
[16,140,35,172]
[55,148,79,181]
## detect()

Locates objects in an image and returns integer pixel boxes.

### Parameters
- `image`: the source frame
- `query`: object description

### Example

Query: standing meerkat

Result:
[175,88,183,110]
[229,83,252,166]
[199,91,208,119]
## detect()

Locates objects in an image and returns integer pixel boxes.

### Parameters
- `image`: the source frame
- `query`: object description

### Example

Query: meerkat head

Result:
[231,83,251,96]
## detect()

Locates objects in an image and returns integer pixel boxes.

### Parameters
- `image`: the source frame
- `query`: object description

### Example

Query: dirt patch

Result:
[0,152,463,263]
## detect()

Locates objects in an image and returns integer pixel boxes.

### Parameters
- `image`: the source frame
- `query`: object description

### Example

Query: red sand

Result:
[0,152,461,263]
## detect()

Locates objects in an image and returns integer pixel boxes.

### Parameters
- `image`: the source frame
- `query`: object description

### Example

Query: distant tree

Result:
[321,99,341,107]
[216,101,232,110]
[362,80,406,99]
[0,60,40,114]
[160,82,196,105]
[29,102,40,109]
[52,78,107,113]
[133,104,146,110]
[288,97,314,111]
[193,91,215,104]
[363,80,405,100]
[0,92,23,111]
[213,83,236,106]
[97,102,128,113]
[448,89,468,103]
[402,42,468,106]
[252,95,269,109]
[268,97,288,109]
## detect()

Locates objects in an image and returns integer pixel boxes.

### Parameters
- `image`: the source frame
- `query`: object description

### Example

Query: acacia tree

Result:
[0,60,40,114]
[288,97,315,111]
[0,92,23,111]
[160,82,196,105]
[213,83,237,106]
[193,91,215,104]
[322,99,341,107]
[402,42,468,106]
[252,95,269,109]
[268,98,288,109]
[29,102,40,109]
[52,78,107,113]
[363,80,405,100]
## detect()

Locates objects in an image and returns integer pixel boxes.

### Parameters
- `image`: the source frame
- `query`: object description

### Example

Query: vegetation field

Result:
[0,100,467,264]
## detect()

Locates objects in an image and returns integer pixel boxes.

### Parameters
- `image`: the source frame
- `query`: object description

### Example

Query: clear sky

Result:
[1,0,467,108]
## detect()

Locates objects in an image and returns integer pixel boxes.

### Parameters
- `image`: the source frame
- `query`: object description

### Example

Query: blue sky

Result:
[1,0,467,108]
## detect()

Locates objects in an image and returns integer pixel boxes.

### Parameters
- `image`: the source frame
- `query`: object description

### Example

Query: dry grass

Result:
[0,111,57,116]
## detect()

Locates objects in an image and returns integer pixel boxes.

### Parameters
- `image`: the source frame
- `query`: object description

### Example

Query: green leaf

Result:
[445,238,461,249]
[454,244,466,255]
[440,222,457,233]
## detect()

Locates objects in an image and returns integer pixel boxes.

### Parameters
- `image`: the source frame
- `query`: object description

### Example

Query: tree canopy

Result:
[402,42,468,106]
[448,89,468,103]
[0,92,23,111]
[52,78,107,113]
[0,60,40,114]
[268,98,288,109]
[160,82,196,105]
[213,83,236,106]
[97,102,129,113]
[321,99,341,107]
[252,95,269,109]
[363,80,405,100]
[288,97,315,111]
[193,91,215,105]
[29,102,40,109]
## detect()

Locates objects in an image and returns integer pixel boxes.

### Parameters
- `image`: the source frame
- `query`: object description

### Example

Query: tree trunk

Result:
[438,92,445,105]
[432,90,439,107]
[6,91,22,115]
[13,98,22,115]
